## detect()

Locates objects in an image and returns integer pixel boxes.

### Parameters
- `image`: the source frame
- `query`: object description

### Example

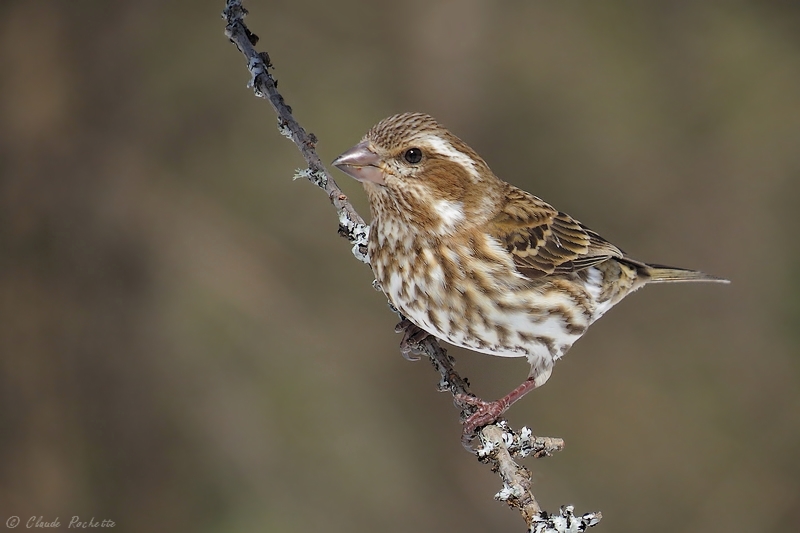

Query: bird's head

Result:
[333,112,503,232]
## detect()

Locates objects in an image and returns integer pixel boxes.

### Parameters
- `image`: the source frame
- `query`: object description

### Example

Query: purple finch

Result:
[333,112,728,438]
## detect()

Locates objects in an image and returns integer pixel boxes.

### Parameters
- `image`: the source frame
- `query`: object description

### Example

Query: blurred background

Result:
[1,1,798,532]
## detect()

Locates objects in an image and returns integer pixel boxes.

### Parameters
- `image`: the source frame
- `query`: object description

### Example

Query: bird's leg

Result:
[458,377,538,444]
[394,318,430,361]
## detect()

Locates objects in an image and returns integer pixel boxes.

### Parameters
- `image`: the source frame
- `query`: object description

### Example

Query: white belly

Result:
[370,231,603,387]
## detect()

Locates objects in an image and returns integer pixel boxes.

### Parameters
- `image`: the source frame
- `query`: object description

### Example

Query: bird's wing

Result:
[486,187,624,278]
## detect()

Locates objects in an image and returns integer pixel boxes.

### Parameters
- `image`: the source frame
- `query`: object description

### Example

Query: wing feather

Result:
[486,187,623,278]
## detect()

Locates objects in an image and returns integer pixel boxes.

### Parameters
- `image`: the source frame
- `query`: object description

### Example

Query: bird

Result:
[332,112,729,439]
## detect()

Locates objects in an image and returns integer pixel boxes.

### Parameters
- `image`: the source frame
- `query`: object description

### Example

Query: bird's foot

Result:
[456,377,539,448]
[457,394,509,446]
[394,319,430,361]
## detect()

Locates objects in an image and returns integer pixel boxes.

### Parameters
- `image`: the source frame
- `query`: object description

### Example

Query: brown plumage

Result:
[333,112,728,438]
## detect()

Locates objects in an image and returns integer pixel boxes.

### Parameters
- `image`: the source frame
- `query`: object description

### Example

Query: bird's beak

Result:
[332,141,385,185]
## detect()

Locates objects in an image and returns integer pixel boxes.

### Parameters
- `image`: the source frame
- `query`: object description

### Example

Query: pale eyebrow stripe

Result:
[422,136,479,180]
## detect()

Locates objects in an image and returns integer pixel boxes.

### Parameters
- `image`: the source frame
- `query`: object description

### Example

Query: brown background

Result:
[1,1,798,532]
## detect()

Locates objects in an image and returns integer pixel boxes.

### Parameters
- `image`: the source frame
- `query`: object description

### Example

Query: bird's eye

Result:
[403,148,423,164]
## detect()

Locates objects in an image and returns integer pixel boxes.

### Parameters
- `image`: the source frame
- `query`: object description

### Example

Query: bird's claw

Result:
[456,393,507,447]
[455,393,488,408]
[395,319,430,361]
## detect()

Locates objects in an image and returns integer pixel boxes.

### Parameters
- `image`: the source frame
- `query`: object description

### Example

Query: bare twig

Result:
[222,2,601,530]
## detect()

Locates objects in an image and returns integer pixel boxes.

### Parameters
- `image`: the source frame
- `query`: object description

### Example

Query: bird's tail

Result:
[643,263,730,284]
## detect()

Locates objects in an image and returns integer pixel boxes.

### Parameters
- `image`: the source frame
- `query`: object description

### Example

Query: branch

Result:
[478,423,601,533]
[222,2,601,530]
[222,0,369,263]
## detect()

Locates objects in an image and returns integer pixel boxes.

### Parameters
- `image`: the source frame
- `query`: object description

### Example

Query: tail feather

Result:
[644,263,730,284]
